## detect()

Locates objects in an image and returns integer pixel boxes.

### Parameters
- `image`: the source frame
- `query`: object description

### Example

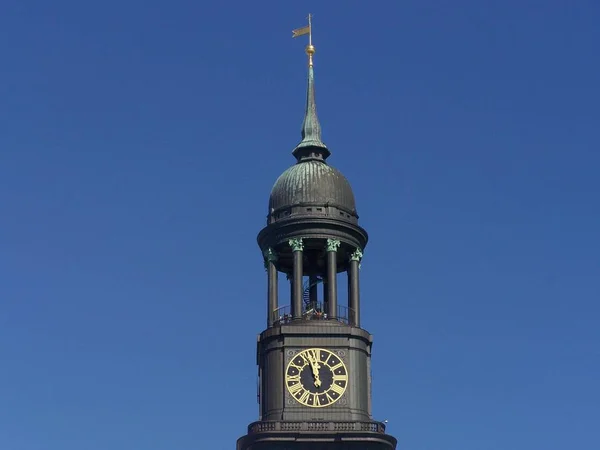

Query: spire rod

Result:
[307,13,314,66]
[291,14,330,161]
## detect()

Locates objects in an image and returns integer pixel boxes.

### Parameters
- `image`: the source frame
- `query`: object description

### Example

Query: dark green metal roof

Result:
[269,160,356,215]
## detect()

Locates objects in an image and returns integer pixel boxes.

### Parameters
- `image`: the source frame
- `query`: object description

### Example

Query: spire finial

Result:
[292,14,315,67]
[306,13,315,67]
[291,14,330,161]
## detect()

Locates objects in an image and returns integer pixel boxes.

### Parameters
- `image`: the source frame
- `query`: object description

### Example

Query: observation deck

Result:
[272,302,356,326]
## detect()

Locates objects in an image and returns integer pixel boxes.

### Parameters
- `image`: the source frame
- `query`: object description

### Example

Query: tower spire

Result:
[292,14,330,160]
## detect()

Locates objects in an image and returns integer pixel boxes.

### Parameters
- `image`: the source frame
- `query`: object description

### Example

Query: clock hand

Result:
[306,354,322,388]
[302,354,320,384]
[313,375,322,388]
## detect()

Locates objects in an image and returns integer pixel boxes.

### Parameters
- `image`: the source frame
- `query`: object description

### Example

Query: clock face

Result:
[285,348,348,408]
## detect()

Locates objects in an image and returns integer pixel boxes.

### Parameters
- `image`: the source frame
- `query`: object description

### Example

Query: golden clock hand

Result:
[308,355,320,374]
[302,353,319,380]
[306,353,322,387]
[305,353,315,368]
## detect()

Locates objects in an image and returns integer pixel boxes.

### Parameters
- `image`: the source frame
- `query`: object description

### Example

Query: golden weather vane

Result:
[292,13,315,67]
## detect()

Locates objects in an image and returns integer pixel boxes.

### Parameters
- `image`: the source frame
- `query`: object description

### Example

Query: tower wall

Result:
[258,323,373,422]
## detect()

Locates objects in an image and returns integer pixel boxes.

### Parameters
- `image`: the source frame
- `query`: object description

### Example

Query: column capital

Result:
[326,238,341,252]
[263,247,278,269]
[350,248,363,262]
[289,238,304,252]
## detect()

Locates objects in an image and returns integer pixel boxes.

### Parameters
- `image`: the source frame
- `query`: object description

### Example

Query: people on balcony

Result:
[276,307,335,325]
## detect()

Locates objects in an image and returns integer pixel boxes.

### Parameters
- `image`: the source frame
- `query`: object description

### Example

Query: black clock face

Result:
[285,348,348,408]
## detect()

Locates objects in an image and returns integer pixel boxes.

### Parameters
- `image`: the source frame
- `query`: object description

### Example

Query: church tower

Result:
[237,16,397,450]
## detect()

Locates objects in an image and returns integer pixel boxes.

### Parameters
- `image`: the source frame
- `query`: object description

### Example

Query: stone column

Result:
[286,273,293,313]
[326,239,341,319]
[348,248,363,327]
[323,274,329,315]
[263,248,278,327]
[289,238,304,319]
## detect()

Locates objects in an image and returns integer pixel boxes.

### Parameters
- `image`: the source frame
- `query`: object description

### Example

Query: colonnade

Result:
[263,238,363,328]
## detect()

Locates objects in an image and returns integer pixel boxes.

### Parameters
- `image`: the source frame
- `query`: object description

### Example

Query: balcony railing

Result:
[247,420,387,434]
[272,302,355,326]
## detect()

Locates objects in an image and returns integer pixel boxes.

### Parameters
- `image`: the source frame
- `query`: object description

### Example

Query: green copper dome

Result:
[268,160,357,222]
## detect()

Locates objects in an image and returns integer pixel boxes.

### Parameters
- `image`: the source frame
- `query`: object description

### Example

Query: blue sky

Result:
[1,1,599,449]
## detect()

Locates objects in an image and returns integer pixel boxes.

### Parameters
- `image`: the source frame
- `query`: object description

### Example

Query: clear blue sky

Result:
[1,1,599,449]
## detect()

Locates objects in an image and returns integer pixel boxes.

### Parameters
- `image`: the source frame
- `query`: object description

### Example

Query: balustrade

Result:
[272,302,356,326]
[247,420,387,434]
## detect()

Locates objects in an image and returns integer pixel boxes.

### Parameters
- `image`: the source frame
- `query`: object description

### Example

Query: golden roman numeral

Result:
[330,382,345,395]
[287,374,301,383]
[313,394,321,406]
[333,374,347,382]
[325,392,335,403]
[298,390,310,404]
[288,382,303,395]
[310,349,320,362]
